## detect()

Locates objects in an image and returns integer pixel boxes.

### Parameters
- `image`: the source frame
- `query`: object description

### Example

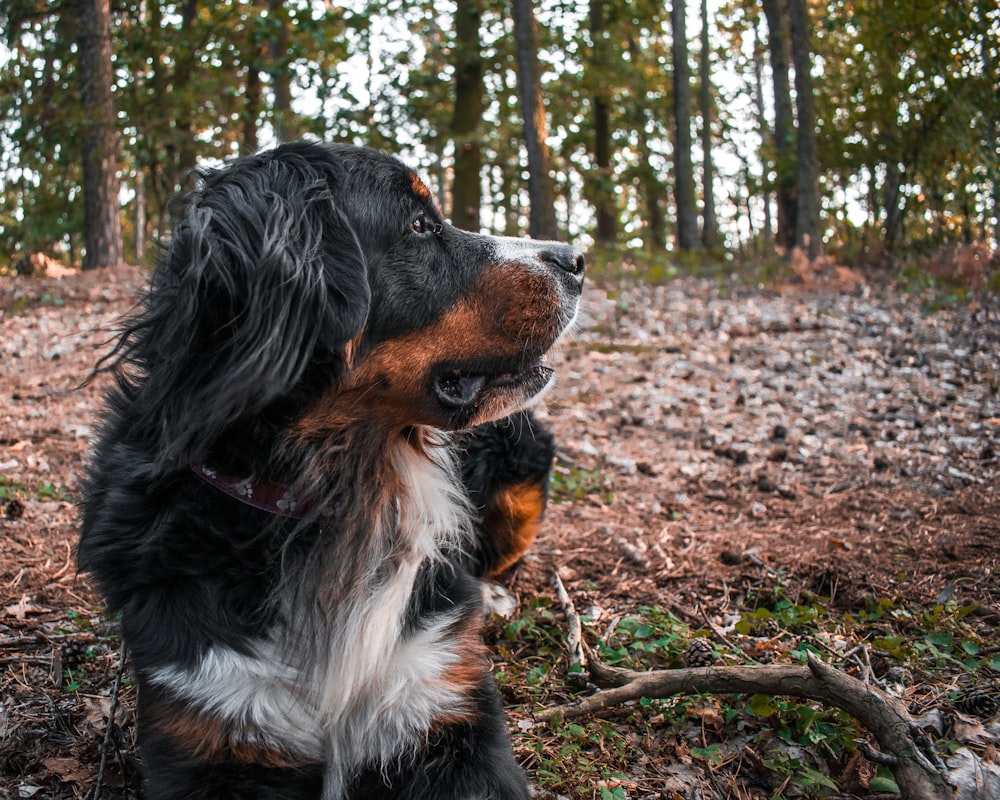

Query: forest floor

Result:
[1,265,998,799]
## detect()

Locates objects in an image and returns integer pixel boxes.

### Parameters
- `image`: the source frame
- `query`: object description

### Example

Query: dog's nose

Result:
[539,245,585,281]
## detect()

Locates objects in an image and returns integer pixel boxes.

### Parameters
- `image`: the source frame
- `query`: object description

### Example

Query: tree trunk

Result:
[982,13,1000,247]
[451,0,484,231]
[172,0,199,193]
[698,0,718,249]
[134,169,146,264]
[884,160,904,251]
[78,0,123,270]
[511,0,558,240]
[268,0,295,143]
[788,0,820,258]
[761,0,796,252]
[589,0,618,248]
[671,0,698,250]
[242,0,266,155]
[752,17,773,251]
[133,0,148,264]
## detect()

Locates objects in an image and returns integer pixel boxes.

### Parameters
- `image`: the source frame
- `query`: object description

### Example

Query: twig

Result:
[552,570,587,683]
[91,644,127,800]
[697,604,757,664]
[535,652,953,800]
[744,550,777,576]
[0,656,51,666]
[857,738,899,766]
[50,539,74,580]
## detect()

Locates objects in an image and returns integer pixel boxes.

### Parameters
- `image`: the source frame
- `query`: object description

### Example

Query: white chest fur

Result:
[149,444,475,795]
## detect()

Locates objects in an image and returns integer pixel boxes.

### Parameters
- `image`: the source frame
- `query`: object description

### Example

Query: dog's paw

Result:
[481,582,517,618]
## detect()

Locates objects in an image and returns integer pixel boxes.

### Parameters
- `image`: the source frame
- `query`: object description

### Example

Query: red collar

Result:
[189,461,318,520]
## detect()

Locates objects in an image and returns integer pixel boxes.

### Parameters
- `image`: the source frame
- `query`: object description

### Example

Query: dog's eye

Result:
[410,215,442,236]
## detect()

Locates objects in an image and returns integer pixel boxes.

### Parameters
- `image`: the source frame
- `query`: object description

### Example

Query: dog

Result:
[78,141,583,800]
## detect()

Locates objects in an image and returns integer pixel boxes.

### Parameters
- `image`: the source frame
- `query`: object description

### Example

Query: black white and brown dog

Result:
[78,141,583,799]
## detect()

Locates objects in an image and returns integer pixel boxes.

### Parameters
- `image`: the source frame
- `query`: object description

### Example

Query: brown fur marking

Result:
[430,615,489,730]
[149,700,308,768]
[410,172,433,203]
[482,481,545,577]
[295,264,563,439]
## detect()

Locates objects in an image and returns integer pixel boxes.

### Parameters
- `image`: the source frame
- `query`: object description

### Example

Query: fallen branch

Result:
[535,652,953,800]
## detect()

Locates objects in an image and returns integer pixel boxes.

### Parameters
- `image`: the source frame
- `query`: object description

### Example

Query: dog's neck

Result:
[185,426,459,524]
[188,459,323,519]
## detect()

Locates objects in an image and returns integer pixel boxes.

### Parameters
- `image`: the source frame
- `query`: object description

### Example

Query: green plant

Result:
[493,586,999,798]
[0,476,73,502]
[548,462,612,504]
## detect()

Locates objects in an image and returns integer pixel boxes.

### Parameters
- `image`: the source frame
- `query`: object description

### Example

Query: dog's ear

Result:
[131,152,370,462]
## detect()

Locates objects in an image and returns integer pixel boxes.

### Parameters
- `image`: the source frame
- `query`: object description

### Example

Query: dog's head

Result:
[128,141,582,457]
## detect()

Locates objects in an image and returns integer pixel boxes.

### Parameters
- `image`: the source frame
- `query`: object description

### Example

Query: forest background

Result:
[2,0,1000,280]
[2,2,1000,798]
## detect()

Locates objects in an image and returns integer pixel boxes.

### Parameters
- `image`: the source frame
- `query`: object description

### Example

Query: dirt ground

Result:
[1,266,997,799]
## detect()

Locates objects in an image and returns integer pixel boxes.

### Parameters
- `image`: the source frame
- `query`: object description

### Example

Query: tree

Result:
[511,0,558,240]
[242,0,267,155]
[77,0,122,269]
[698,0,718,249]
[0,6,82,264]
[788,0,819,257]
[6,0,1000,270]
[267,0,296,143]
[671,0,698,250]
[983,2,1000,247]
[751,15,774,251]
[814,0,995,255]
[588,0,618,248]
[761,0,796,252]
[168,0,200,196]
[451,0,485,231]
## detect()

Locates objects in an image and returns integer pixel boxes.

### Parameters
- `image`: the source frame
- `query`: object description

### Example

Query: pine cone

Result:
[4,499,24,520]
[955,687,1000,718]
[59,640,91,672]
[684,637,716,668]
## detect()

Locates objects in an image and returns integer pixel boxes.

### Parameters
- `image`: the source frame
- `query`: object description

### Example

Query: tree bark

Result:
[788,0,820,258]
[698,0,718,249]
[172,0,199,193]
[761,0,797,252]
[884,159,904,251]
[242,0,267,155]
[671,0,698,250]
[78,0,123,270]
[268,0,295,143]
[511,0,558,240]
[981,9,1000,247]
[752,17,773,251]
[451,0,485,231]
[588,0,618,248]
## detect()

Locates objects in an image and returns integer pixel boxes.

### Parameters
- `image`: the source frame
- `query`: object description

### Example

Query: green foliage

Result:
[596,607,689,669]
[0,476,73,502]
[2,0,998,271]
[490,579,999,798]
[548,460,612,505]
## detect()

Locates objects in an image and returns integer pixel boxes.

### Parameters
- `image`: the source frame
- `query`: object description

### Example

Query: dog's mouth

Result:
[433,358,554,411]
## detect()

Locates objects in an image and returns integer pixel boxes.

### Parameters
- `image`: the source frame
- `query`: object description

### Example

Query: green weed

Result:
[491,582,997,799]
[549,462,612,505]
[0,476,73,502]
